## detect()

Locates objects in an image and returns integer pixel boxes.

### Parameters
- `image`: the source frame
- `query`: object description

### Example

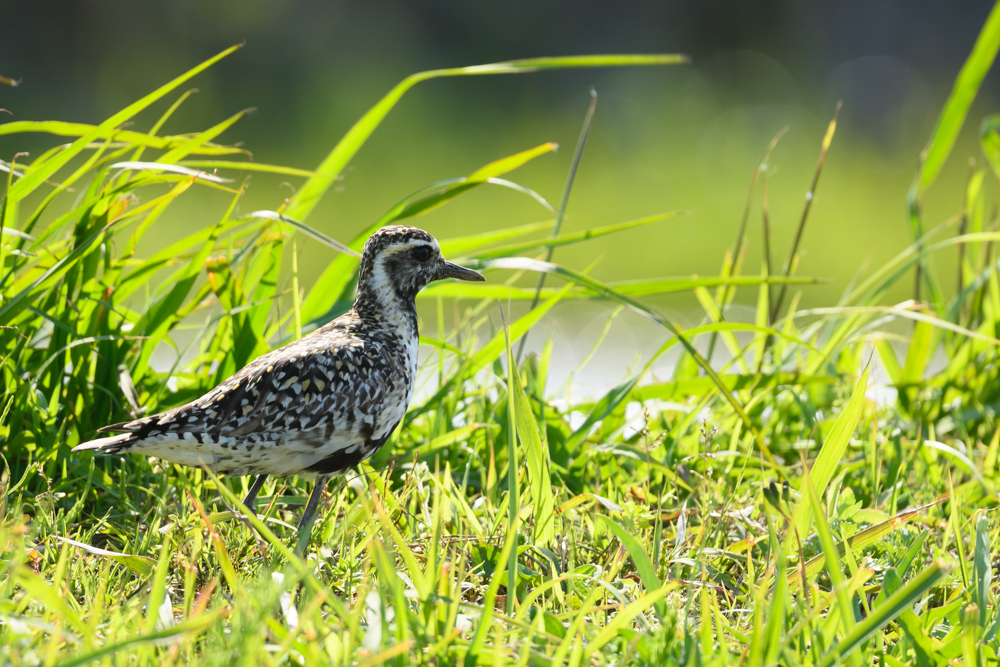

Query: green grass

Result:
[3,10,1000,665]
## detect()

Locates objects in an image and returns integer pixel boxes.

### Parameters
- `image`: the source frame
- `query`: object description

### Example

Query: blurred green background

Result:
[3,1,999,376]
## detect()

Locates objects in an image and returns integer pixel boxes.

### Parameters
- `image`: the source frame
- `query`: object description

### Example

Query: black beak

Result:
[437,261,485,282]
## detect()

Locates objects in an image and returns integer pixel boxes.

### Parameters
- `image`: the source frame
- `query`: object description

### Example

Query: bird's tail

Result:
[72,433,134,454]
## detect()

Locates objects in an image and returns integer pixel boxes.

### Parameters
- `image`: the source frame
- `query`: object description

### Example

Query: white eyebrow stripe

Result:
[382,239,436,255]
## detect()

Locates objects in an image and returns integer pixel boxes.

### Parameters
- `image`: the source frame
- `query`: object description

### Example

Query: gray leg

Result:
[296,473,332,554]
[243,474,268,515]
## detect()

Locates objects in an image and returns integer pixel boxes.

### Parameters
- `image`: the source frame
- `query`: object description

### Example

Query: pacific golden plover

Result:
[74,225,485,542]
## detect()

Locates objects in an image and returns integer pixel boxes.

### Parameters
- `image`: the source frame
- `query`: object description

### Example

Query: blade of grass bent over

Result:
[792,498,947,585]
[0,121,244,156]
[587,582,679,654]
[475,256,781,469]
[418,273,821,301]
[817,561,952,667]
[471,211,684,260]
[8,45,241,203]
[54,611,227,667]
[437,220,554,257]
[297,142,563,327]
[404,281,576,424]
[284,55,686,225]
[384,143,558,223]
[49,536,155,577]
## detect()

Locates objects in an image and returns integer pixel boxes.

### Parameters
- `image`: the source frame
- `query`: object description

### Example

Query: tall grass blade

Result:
[507,347,555,546]
[597,515,666,620]
[902,318,934,384]
[803,464,858,661]
[501,303,520,616]
[794,361,870,537]
[915,1,1000,193]
[143,533,173,632]
[817,561,952,667]
[973,510,992,627]
[909,1,1000,300]
[770,103,839,323]
[463,492,521,667]
[518,89,597,359]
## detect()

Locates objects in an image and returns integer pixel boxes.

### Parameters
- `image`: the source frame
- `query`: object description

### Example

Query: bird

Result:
[74,225,485,546]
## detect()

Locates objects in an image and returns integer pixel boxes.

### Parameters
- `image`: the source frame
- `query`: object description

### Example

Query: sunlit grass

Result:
[2,15,1000,665]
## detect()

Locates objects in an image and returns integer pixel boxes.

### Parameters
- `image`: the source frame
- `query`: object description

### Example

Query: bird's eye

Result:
[412,246,432,261]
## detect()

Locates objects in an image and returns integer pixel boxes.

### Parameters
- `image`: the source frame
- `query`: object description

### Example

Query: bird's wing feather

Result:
[96,421,133,433]
[107,320,400,442]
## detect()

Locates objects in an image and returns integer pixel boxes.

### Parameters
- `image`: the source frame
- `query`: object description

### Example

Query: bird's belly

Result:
[253,432,374,477]
[133,433,305,477]
[133,373,412,477]
[150,414,406,478]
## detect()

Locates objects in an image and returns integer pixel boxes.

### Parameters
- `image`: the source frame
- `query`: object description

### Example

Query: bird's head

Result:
[355,226,484,311]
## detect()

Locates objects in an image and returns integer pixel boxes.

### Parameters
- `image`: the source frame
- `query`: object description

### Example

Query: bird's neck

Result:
[353,276,419,340]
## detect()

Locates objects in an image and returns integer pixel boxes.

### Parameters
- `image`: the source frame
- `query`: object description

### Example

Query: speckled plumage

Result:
[81,309,415,477]
[74,225,484,534]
